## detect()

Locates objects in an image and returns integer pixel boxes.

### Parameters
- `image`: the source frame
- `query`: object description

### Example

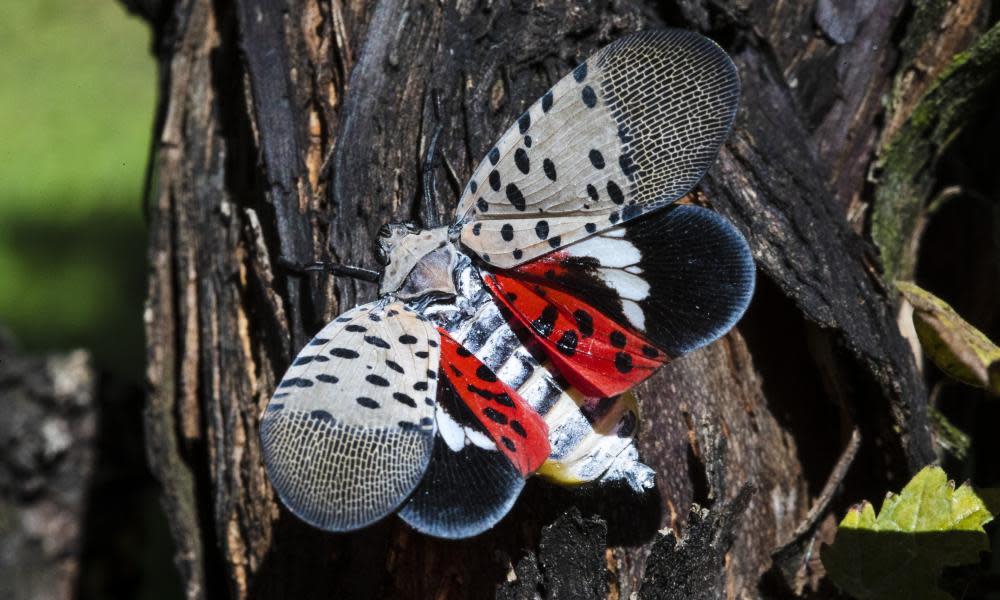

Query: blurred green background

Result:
[0,0,153,380]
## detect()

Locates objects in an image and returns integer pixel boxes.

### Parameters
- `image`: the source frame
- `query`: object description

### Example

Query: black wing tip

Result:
[672,223,755,355]
[398,476,525,539]
[623,204,755,357]
[663,205,755,355]
[397,435,526,539]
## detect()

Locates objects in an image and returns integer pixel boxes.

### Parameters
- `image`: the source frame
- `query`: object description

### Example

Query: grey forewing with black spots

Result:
[259,301,441,532]
[457,29,740,268]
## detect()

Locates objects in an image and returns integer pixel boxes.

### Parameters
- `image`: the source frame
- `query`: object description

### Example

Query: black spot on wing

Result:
[574,310,594,337]
[493,393,515,408]
[607,181,624,205]
[475,365,498,382]
[535,220,549,240]
[532,305,558,338]
[393,392,418,407]
[543,158,556,181]
[330,347,359,359]
[610,330,626,348]
[366,374,391,387]
[356,397,380,409]
[483,407,508,424]
[364,336,391,349]
[588,149,605,169]
[506,184,526,211]
[279,377,314,388]
[293,355,328,366]
[518,112,531,134]
[310,410,334,423]
[556,330,578,356]
[514,148,530,174]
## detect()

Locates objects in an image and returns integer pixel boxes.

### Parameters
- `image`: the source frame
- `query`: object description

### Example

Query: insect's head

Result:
[374,222,421,266]
[376,222,458,300]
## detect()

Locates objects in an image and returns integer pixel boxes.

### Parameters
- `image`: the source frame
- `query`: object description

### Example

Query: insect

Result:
[260,29,755,539]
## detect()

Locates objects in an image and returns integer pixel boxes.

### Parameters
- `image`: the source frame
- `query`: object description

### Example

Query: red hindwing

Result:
[484,272,668,399]
[437,330,550,475]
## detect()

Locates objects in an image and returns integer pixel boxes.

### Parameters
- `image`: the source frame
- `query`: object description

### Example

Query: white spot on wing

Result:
[596,268,650,301]
[436,406,465,451]
[465,428,497,450]
[622,299,646,331]
[565,236,640,267]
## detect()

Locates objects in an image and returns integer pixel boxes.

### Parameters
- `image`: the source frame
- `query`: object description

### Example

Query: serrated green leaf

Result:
[823,466,996,600]
[897,281,1000,395]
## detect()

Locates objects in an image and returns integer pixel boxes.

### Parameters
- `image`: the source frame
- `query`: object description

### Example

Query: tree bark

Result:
[0,341,96,600]
[136,1,995,598]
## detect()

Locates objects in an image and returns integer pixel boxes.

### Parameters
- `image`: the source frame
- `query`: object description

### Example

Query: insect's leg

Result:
[277,257,381,283]
[421,89,446,229]
[422,122,443,228]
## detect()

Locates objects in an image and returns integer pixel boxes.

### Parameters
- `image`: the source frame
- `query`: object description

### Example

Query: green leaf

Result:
[897,281,1000,395]
[823,466,996,600]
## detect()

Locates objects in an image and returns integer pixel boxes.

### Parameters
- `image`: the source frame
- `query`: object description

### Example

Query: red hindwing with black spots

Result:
[437,330,550,475]
[484,273,668,399]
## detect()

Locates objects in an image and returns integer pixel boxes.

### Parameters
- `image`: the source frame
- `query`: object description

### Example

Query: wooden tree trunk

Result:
[135,0,995,597]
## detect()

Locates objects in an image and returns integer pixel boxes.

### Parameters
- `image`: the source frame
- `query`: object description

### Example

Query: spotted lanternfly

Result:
[260,29,755,539]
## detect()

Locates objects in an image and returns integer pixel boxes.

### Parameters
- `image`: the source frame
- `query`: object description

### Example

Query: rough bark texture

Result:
[135,0,996,598]
[0,340,97,600]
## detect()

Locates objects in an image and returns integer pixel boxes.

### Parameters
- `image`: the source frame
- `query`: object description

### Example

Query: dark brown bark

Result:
[138,1,993,598]
[0,341,97,600]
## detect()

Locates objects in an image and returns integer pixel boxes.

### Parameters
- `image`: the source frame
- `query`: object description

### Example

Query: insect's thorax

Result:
[377,224,459,299]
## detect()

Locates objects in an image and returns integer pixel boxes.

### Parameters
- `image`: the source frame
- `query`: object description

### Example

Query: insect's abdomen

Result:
[445,296,652,489]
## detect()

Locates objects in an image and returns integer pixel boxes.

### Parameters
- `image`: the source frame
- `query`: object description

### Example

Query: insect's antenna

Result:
[421,89,446,229]
[278,257,382,283]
